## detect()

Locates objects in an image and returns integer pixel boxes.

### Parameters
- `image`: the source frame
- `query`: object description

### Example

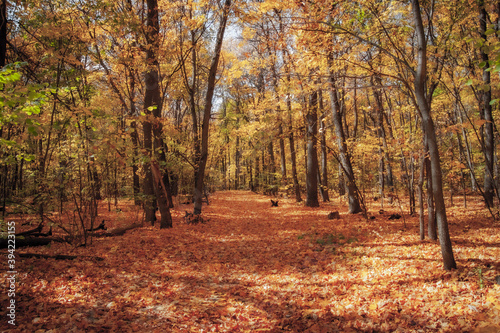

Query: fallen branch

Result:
[87,220,106,232]
[0,236,68,249]
[17,253,104,261]
[15,222,44,236]
[102,222,143,236]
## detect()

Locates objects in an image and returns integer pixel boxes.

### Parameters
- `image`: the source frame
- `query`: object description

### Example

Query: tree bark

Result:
[425,150,437,240]
[305,90,319,207]
[287,98,302,202]
[129,67,141,206]
[319,89,330,202]
[412,0,456,270]
[144,0,173,227]
[418,155,425,240]
[479,2,496,208]
[327,60,361,213]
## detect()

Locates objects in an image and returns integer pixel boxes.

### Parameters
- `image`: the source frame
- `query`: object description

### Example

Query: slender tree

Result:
[193,0,231,215]
[412,0,456,270]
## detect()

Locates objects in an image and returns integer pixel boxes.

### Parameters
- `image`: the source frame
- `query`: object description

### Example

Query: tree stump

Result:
[328,211,340,219]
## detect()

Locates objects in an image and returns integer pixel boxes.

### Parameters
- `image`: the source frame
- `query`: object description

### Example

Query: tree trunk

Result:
[287,100,302,202]
[425,152,437,240]
[328,62,361,213]
[479,3,496,208]
[305,90,320,207]
[235,135,240,189]
[130,79,141,208]
[254,155,260,191]
[338,164,346,196]
[412,0,456,270]
[318,89,330,202]
[143,0,173,226]
[193,0,231,215]
[418,155,425,240]
[279,122,287,185]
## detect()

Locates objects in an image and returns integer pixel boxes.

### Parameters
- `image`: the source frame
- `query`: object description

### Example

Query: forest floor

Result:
[1,190,500,332]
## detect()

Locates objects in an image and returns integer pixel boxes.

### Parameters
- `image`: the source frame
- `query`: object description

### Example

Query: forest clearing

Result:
[1,191,499,332]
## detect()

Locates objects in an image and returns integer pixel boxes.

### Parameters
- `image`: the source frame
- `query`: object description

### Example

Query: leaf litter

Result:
[1,191,499,332]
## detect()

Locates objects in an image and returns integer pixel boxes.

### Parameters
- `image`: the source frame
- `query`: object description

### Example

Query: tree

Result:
[193,0,232,215]
[305,87,319,207]
[478,0,496,208]
[411,0,456,270]
[143,0,172,228]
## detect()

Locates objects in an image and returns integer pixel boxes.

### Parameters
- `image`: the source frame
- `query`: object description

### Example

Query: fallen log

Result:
[15,222,44,236]
[87,220,106,232]
[102,222,143,236]
[1,222,144,248]
[17,253,104,261]
[0,236,68,249]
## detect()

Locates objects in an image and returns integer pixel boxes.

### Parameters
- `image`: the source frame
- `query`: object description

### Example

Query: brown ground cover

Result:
[1,190,499,332]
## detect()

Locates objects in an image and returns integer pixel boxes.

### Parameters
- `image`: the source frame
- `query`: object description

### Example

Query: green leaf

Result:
[28,126,38,135]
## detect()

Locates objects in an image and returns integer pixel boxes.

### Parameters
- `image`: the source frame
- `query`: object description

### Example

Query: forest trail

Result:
[3,191,500,332]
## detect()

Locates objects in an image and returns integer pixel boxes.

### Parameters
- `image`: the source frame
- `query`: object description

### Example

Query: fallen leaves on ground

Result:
[1,191,500,332]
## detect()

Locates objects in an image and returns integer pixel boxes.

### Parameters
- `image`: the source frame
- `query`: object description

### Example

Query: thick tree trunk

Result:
[193,0,231,215]
[338,164,346,196]
[412,0,456,270]
[305,90,320,207]
[142,86,156,221]
[143,0,173,227]
[479,3,496,208]
[150,160,172,228]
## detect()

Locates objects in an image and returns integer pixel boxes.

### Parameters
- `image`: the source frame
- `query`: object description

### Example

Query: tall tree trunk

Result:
[318,89,330,202]
[268,142,276,182]
[305,90,319,207]
[456,99,477,191]
[254,155,260,191]
[479,2,496,208]
[279,122,287,185]
[144,0,172,228]
[412,0,456,270]
[287,99,302,202]
[328,61,361,213]
[193,0,231,215]
[129,68,141,206]
[235,135,240,189]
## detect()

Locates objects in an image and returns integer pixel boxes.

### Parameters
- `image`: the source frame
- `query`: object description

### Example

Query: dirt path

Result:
[3,191,500,332]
